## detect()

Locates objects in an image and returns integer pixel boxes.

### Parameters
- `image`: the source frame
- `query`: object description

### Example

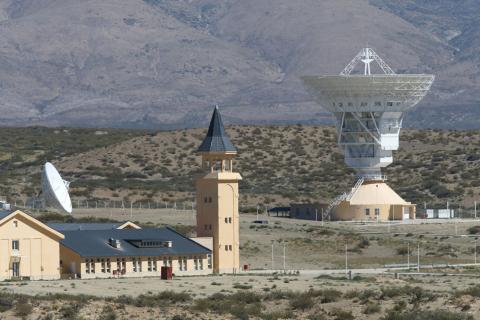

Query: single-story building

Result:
[290,203,329,221]
[59,227,213,278]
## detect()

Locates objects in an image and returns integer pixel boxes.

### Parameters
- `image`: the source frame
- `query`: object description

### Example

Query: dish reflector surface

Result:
[41,162,72,214]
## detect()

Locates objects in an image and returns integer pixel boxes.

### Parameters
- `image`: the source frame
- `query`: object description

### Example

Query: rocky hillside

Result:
[1,125,479,210]
[0,0,477,129]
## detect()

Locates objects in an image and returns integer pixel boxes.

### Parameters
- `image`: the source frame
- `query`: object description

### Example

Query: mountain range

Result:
[0,0,478,129]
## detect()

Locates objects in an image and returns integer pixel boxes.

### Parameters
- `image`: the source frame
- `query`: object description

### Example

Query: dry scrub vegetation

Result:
[2,276,480,319]
[1,126,480,209]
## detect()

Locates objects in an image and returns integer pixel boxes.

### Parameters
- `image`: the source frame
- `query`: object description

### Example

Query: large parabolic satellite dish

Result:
[302,48,434,179]
[41,162,72,214]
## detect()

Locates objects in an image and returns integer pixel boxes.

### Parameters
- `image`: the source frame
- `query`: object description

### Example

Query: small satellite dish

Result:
[41,162,72,214]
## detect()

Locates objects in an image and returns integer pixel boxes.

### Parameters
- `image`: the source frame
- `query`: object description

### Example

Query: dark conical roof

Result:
[197,106,237,153]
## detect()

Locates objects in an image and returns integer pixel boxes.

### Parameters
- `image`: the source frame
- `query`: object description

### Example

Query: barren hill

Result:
[0,0,477,128]
[1,125,479,211]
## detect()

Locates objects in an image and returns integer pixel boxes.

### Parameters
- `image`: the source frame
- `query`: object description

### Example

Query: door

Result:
[12,262,20,277]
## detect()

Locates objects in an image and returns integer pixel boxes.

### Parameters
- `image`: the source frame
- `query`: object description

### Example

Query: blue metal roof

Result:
[48,222,125,231]
[0,210,12,220]
[60,227,211,257]
[197,106,237,153]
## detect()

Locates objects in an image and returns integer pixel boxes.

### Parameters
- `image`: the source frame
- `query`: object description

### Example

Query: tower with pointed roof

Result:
[196,106,241,274]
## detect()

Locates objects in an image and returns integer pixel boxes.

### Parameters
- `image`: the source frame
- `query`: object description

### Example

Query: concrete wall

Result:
[0,213,62,280]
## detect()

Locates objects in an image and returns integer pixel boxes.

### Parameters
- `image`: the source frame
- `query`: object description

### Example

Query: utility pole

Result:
[407,242,410,269]
[271,241,274,270]
[417,242,420,272]
[475,239,477,265]
[345,242,348,275]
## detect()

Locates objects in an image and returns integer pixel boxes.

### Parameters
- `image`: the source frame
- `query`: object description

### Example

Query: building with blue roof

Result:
[59,226,212,278]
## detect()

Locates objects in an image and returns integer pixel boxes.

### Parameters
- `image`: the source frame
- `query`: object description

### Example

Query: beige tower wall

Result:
[196,172,241,274]
[0,211,63,280]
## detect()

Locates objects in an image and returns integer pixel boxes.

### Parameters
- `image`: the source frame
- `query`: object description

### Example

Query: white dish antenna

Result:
[41,162,72,214]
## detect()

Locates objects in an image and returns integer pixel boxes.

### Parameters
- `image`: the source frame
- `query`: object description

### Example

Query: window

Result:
[225,245,228,251]
[152,258,157,272]
[199,258,204,270]
[168,257,173,268]
[209,224,212,230]
[374,101,382,106]
[106,259,111,273]
[116,258,121,271]
[375,208,380,216]
[204,197,207,203]
[228,217,232,223]
[225,218,228,223]
[194,257,198,270]
[13,220,18,228]
[205,224,207,230]
[229,245,232,251]
[179,257,183,271]
[365,208,370,216]
[148,258,152,272]
[183,258,187,271]
[101,259,106,273]
[208,197,212,203]
[12,240,19,251]
[163,257,168,267]
[86,259,95,274]
[207,255,212,269]
[121,258,126,272]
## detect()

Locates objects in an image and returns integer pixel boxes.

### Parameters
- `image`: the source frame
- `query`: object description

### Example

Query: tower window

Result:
[12,240,19,250]
[13,221,18,228]
[228,217,232,223]
[224,218,228,223]
[229,245,232,251]
[375,208,380,216]
[225,245,228,251]
[365,208,370,216]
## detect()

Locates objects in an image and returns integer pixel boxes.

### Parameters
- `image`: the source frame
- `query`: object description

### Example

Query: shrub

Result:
[330,308,354,320]
[363,302,381,314]
[99,305,117,320]
[381,310,473,320]
[14,302,33,318]
[289,295,314,310]
[467,226,480,235]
